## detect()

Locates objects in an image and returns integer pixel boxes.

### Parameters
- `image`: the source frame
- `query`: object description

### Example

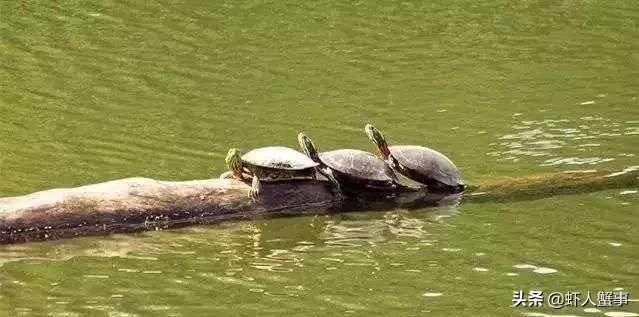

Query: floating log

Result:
[463,166,639,203]
[0,166,637,244]
[0,178,335,244]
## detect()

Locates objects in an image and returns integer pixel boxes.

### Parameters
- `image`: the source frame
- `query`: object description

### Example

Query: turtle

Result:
[297,132,405,192]
[221,146,320,201]
[364,124,465,193]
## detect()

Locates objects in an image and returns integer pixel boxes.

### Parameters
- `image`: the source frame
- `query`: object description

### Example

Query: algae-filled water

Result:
[0,1,638,316]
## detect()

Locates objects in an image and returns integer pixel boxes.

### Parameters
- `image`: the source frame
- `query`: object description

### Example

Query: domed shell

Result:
[242,146,319,170]
[389,145,463,186]
[319,149,395,181]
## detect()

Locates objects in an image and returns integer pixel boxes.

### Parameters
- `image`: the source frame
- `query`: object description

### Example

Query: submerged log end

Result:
[466,168,639,203]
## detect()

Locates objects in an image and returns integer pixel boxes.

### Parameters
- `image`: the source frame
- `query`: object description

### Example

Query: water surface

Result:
[0,1,637,316]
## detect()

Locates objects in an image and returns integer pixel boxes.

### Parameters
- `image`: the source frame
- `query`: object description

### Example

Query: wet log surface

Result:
[0,167,637,244]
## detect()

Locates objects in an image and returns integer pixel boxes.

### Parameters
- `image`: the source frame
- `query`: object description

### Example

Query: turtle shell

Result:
[319,149,395,182]
[242,146,319,170]
[389,145,463,187]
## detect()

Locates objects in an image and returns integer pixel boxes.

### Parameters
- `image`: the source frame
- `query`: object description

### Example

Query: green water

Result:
[1,1,638,316]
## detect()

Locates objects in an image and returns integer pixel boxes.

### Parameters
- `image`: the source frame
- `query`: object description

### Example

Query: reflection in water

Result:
[0,190,636,316]
[0,205,459,272]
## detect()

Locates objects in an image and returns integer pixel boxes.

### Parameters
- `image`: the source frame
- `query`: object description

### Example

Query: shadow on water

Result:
[338,189,461,212]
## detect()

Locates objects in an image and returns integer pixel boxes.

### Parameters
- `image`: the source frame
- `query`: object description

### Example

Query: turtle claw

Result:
[248,190,259,202]
[248,175,261,202]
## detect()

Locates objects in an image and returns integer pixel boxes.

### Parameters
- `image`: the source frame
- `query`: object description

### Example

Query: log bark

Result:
[0,167,637,244]
[0,178,335,244]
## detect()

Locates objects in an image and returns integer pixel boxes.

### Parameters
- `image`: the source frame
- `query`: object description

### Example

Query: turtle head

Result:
[225,148,244,177]
[297,132,321,163]
[364,124,391,159]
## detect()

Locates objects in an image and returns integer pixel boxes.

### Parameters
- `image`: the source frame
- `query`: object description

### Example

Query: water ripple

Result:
[490,114,637,167]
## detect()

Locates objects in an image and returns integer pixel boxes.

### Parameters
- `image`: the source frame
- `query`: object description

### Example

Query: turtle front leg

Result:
[249,175,261,202]
[221,169,252,181]
[319,168,343,208]
[386,155,400,170]
[219,171,234,179]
